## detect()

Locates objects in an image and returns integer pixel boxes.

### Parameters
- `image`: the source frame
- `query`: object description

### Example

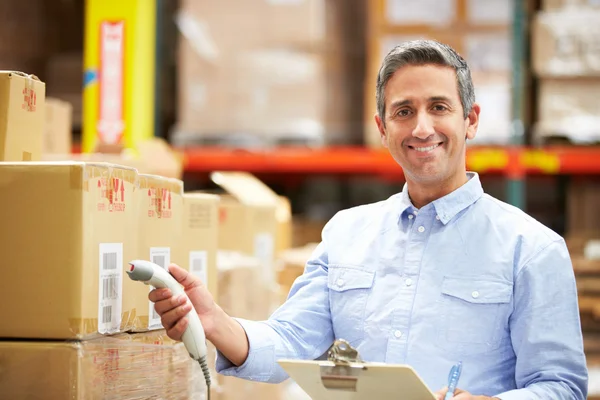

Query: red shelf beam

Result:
[73,144,600,176]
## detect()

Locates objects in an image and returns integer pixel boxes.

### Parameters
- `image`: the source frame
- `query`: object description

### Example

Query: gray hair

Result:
[376,40,475,124]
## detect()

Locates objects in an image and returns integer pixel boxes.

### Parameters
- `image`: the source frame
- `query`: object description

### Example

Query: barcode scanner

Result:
[126,260,211,399]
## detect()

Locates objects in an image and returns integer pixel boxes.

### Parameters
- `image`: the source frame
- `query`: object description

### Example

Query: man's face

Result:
[375,64,479,185]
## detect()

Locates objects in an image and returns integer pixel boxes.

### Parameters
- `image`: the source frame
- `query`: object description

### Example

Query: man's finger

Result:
[160,302,193,331]
[451,393,471,400]
[153,294,187,315]
[168,263,203,289]
[434,387,448,400]
[148,288,172,303]
[166,316,188,342]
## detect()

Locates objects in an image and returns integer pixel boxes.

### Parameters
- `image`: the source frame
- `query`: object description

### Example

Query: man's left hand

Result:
[434,386,500,400]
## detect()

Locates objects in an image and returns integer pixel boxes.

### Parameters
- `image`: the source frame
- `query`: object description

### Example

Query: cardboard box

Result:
[0,161,137,339]
[178,0,325,50]
[532,10,600,77]
[276,196,292,256]
[536,78,600,143]
[42,137,184,179]
[43,97,72,154]
[173,0,359,145]
[211,172,279,285]
[174,192,220,298]
[175,42,327,141]
[0,71,45,161]
[542,0,600,10]
[129,174,184,332]
[276,244,318,304]
[0,331,205,399]
[567,178,600,234]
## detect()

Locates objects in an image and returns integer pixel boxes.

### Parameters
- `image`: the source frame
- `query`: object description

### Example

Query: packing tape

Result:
[68,317,100,338]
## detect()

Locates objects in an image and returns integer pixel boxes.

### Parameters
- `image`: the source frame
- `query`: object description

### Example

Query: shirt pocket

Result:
[327,266,375,345]
[436,277,513,357]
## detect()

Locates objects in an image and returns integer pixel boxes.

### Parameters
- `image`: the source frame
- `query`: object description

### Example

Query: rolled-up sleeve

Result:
[494,239,588,400]
[216,240,335,383]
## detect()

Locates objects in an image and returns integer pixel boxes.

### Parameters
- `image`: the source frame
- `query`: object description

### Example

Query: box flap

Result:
[210,171,279,206]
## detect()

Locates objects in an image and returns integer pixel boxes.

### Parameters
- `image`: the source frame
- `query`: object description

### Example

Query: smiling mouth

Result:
[409,143,442,152]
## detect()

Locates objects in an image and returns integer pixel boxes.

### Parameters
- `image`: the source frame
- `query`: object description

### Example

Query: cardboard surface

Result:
[174,192,220,298]
[0,331,205,399]
[130,174,184,332]
[43,97,72,154]
[542,0,600,10]
[536,78,600,142]
[0,161,136,339]
[532,10,600,78]
[0,71,45,161]
[211,172,279,285]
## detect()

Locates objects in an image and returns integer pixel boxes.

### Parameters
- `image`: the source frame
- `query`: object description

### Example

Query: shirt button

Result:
[336,279,344,287]
[472,291,480,299]
[408,214,414,220]
[435,215,440,220]
[418,226,425,233]
[405,278,413,287]
[394,330,402,338]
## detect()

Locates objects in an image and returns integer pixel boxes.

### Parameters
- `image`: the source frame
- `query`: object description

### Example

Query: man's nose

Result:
[412,112,435,139]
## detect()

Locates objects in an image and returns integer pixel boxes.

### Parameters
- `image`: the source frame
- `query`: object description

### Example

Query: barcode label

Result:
[152,255,166,269]
[98,243,123,334]
[103,252,117,270]
[189,251,208,287]
[102,276,118,299]
[148,247,170,330]
[102,305,112,324]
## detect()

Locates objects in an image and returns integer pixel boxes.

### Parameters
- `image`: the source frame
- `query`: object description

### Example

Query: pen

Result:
[444,361,462,400]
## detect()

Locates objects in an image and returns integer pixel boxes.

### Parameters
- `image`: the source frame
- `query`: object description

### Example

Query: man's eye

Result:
[397,109,411,117]
[433,105,447,111]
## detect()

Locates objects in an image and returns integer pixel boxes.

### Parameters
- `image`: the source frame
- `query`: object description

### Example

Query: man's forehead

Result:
[385,65,460,104]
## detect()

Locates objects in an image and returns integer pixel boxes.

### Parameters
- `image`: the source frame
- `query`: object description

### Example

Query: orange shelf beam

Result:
[180,146,600,175]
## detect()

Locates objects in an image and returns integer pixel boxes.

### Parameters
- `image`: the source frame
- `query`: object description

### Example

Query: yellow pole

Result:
[82,0,156,153]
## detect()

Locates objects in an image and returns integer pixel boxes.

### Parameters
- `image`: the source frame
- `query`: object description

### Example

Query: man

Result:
[151,40,588,399]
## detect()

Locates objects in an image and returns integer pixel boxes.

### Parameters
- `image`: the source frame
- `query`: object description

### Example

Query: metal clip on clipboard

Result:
[320,339,365,391]
[277,338,437,400]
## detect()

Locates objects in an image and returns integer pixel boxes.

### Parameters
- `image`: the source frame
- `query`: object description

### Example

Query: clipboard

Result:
[277,339,437,400]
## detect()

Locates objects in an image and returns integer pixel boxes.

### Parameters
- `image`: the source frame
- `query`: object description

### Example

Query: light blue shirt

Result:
[216,172,588,399]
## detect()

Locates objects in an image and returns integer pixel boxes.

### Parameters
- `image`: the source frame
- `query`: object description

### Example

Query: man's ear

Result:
[375,113,388,148]
[466,103,480,141]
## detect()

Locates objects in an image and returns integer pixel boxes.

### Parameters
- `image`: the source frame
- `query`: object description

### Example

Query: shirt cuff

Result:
[215,318,276,382]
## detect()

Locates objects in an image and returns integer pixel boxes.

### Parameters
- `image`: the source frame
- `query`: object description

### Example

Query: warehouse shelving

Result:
[178,145,600,177]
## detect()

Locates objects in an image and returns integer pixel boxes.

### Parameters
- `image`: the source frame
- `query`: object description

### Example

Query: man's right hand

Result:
[148,263,251,367]
[148,263,218,342]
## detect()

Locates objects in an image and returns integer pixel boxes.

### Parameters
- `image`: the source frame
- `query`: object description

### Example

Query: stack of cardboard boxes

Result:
[0,69,301,399]
[173,0,364,146]
[532,0,600,144]
[364,0,514,147]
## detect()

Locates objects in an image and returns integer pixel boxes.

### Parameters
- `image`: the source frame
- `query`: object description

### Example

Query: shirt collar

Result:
[398,172,484,224]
